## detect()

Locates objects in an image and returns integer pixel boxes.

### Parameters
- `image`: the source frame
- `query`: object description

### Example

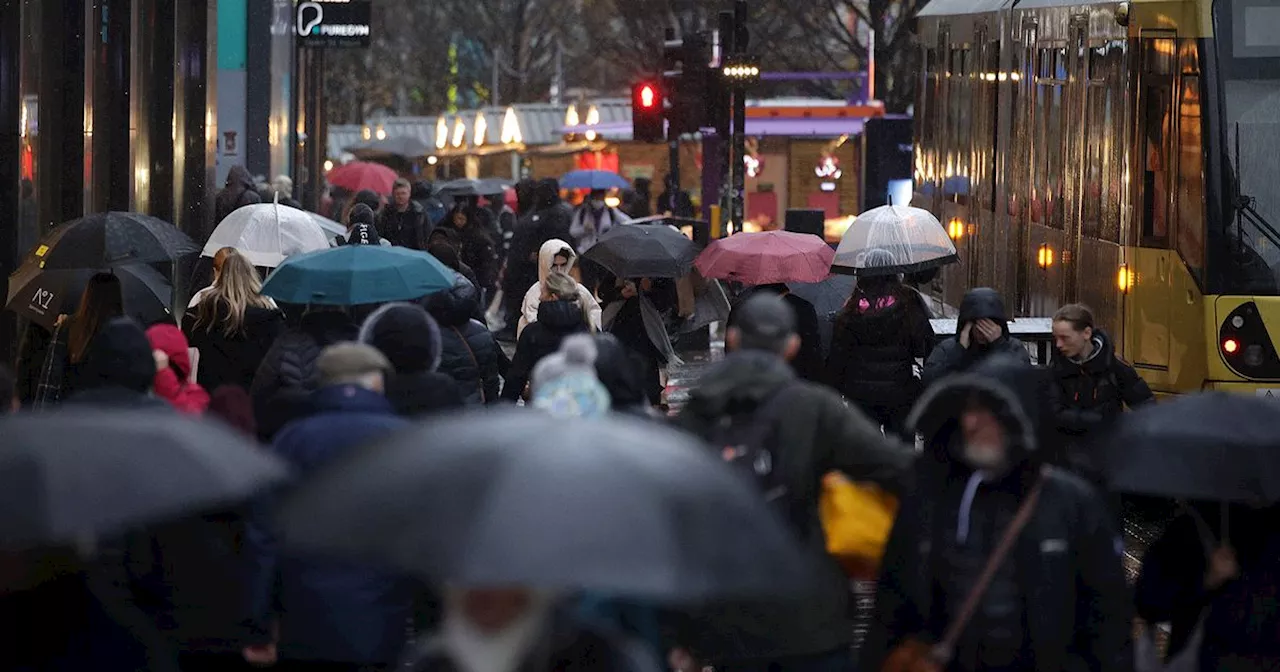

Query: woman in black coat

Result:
[443,203,498,299]
[424,274,502,405]
[249,306,357,440]
[183,250,284,393]
[826,272,934,437]
[501,274,591,402]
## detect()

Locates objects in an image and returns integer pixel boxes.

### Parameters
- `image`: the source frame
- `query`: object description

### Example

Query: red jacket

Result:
[146,324,210,415]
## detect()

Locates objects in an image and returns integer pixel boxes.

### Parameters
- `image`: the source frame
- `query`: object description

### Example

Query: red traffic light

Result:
[640,84,657,108]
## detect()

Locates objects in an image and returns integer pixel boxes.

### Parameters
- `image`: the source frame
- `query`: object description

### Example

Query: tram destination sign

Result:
[296,0,373,49]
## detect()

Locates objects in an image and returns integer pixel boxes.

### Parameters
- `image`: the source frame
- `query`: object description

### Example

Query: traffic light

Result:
[632,81,665,143]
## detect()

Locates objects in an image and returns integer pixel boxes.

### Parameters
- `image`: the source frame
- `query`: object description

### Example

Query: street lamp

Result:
[721,59,761,84]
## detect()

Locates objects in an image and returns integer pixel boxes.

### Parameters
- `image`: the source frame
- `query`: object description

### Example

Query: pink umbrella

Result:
[695,230,834,285]
[326,161,399,195]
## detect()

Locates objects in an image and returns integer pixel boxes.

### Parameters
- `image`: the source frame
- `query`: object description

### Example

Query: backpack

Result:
[706,382,804,527]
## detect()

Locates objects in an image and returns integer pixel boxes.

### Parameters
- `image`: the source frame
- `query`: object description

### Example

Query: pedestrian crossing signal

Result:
[632,81,665,143]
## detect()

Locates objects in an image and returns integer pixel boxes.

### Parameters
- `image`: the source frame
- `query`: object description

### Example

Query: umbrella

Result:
[277,410,817,601]
[346,135,432,160]
[560,169,630,191]
[7,263,173,330]
[787,275,856,356]
[831,205,958,276]
[581,223,699,279]
[326,161,399,195]
[202,202,332,268]
[696,231,834,285]
[261,245,455,306]
[0,409,287,547]
[1100,392,1280,503]
[29,212,199,270]
[306,212,347,240]
[437,178,511,198]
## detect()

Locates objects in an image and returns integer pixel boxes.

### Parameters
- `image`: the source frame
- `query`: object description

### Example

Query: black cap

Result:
[349,203,376,226]
[728,293,796,350]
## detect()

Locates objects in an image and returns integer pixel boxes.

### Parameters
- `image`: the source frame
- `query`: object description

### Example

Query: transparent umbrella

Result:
[831,205,957,277]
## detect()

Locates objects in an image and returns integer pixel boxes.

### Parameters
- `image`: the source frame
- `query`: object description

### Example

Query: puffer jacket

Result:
[827,286,935,408]
[249,310,358,440]
[518,239,603,337]
[1050,330,1153,436]
[424,276,502,405]
[922,287,1030,387]
[502,299,590,401]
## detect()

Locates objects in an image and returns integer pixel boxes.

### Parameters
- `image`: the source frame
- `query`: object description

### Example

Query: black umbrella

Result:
[437,178,510,198]
[581,223,699,279]
[32,212,200,270]
[6,263,174,329]
[0,410,288,548]
[788,275,855,355]
[277,410,818,602]
[1100,392,1280,503]
[346,135,432,160]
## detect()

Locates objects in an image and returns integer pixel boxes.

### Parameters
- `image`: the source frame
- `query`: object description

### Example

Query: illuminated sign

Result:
[296,0,372,49]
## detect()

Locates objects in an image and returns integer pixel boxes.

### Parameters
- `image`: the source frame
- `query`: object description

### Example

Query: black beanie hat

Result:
[349,203,376,227]
[357,303,443,374]
[78,317,155,394]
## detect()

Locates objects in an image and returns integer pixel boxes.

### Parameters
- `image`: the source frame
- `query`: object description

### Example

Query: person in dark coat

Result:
[599,275,677,406]
[404,589,659,672]
[379,178,430,250]
[247,343,418,670]
[25,272,124,407]
[249,307,358,441]
[622,178,653,218]
[427,228,481,293]
[671,294,913,671]
[502,179,574,331]
[443,203,499,298]
[861,354,1132,672]
[215,166,262,226]
[1136,502,1280,671]
[590,334,658,418]
[501,273,592,402]
[64,317,171,411]
[1049,303,1153,437]
[184,249,286,393]
[733,283,824,384]
[922,287,1030,387]
[424,274,502,405]
[656,174,694,218]
[413,180,448,228]
[358,302,466,417]
[335,203,382,246]
[827,270,935,437]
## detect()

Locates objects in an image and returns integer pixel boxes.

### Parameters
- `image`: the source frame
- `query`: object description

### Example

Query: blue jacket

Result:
[248,385,414,664]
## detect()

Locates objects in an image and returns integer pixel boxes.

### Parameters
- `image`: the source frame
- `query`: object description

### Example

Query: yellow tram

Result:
[911,0,1280,395]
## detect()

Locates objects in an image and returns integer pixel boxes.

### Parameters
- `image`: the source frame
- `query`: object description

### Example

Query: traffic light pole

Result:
[730,0,748,234]
[668,137,680,206]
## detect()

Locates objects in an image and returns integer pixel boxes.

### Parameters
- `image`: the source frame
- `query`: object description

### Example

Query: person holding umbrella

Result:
[599,275,677,407]
[184,249,285,394]
[443,203,499,301]
[29,272,124,407]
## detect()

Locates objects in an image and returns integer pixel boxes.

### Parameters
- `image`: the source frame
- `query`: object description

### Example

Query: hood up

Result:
[683,349,796,418]
[906,352,1046,470]
[957,287,1009,327]
[226,165,255,191]
[359,302,443,374]
[537,239,577,287]
[146,323,194,381]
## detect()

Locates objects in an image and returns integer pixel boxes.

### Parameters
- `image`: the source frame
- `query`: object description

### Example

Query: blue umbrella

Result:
[261,245,454,306]
[560,169,631,191]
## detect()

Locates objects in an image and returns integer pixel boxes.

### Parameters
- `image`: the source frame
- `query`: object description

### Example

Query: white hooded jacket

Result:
[517,239,603,337]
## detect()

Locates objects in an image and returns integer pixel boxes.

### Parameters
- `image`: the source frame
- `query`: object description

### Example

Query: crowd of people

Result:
[5,162,1280,672]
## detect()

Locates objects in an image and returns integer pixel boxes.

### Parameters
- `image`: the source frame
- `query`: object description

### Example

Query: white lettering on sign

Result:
[31,288,54,313]
[318,24,370,36]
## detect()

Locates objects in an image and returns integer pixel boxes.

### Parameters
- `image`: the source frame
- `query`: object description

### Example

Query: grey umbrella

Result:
[278,410,818,602]
[346,135,432,160]
[0,409,288,548]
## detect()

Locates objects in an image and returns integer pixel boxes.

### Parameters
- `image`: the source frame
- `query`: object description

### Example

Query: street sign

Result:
[296,0,372,49]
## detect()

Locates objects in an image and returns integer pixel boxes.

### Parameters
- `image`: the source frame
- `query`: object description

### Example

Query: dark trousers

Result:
[716,648,855,672]
[854,401,913,442]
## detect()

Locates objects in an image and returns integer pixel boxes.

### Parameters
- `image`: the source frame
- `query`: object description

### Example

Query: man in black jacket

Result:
[673,294,913,672]
[923,287,1030,386]
[1049,303,1153,437]
[862,354,1132,672]
[379,178,430,249]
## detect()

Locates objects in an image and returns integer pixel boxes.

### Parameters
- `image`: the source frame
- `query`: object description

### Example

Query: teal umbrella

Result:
[260,245,454,306]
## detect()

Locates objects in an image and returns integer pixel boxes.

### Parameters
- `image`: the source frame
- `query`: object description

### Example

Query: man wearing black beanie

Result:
[337,203,382,246]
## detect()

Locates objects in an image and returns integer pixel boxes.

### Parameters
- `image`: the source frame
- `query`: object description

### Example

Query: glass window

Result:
[1177,74,1206,277]
[1142,84,1173,244]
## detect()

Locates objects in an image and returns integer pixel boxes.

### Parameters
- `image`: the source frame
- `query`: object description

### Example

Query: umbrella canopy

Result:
[1101,392,1280,503]
[560,169,630,191]
[326,161,399,195]
[307,212,347,240]
[7,263,173,330]
[346,135,432,160]
[696,231,834,285]
[29,212,199,270]
[261,245,455,306]
[581,223,699,279]
[437,178,511,198]
[277,410,817,601]
[0,409,288,547]
[831,205,958,276]
[787,275,856,356]
[202,202,332,268]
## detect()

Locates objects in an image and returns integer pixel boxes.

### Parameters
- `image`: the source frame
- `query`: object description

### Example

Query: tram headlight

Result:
[1223,338,1240,354]
[1246,344,1266,367]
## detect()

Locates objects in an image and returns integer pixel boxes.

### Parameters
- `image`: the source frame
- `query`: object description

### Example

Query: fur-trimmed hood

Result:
[907,352,1048,470]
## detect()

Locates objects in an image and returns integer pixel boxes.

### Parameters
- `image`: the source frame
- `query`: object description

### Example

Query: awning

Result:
[559,118,866,140]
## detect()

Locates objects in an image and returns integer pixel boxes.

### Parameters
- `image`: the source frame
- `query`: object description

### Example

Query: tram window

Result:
[1083,84,1106,239]
[1177,75,1206,278]
[1142,86,1173,245]
[1089,45,1108,82]
[1144,38,1176,76]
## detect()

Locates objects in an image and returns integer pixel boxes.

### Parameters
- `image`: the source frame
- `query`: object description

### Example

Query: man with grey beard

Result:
[863,353,1133,672]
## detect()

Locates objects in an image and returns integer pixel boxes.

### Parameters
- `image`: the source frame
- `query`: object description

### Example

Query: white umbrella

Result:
[202,201,331,268]
[831,205,958,276]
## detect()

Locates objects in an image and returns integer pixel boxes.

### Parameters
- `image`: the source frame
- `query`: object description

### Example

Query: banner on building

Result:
[296,0,372,49]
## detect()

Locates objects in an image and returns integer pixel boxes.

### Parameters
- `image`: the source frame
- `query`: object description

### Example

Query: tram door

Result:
[1062,19,1089,304]
[1128,34,1177,380]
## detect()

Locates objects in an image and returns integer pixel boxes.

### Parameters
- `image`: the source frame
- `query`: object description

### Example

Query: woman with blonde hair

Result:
[501,271,593,401]
[183,249,284,392]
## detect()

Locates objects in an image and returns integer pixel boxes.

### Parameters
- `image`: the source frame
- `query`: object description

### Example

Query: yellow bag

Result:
[820,472,899,580]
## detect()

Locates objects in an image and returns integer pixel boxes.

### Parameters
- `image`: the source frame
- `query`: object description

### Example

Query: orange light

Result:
[1224,339,1240,354]
[1036,243,1054,269]
[640,85,656,108]
[947,217,965,240]
[1117,264,1134,293]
